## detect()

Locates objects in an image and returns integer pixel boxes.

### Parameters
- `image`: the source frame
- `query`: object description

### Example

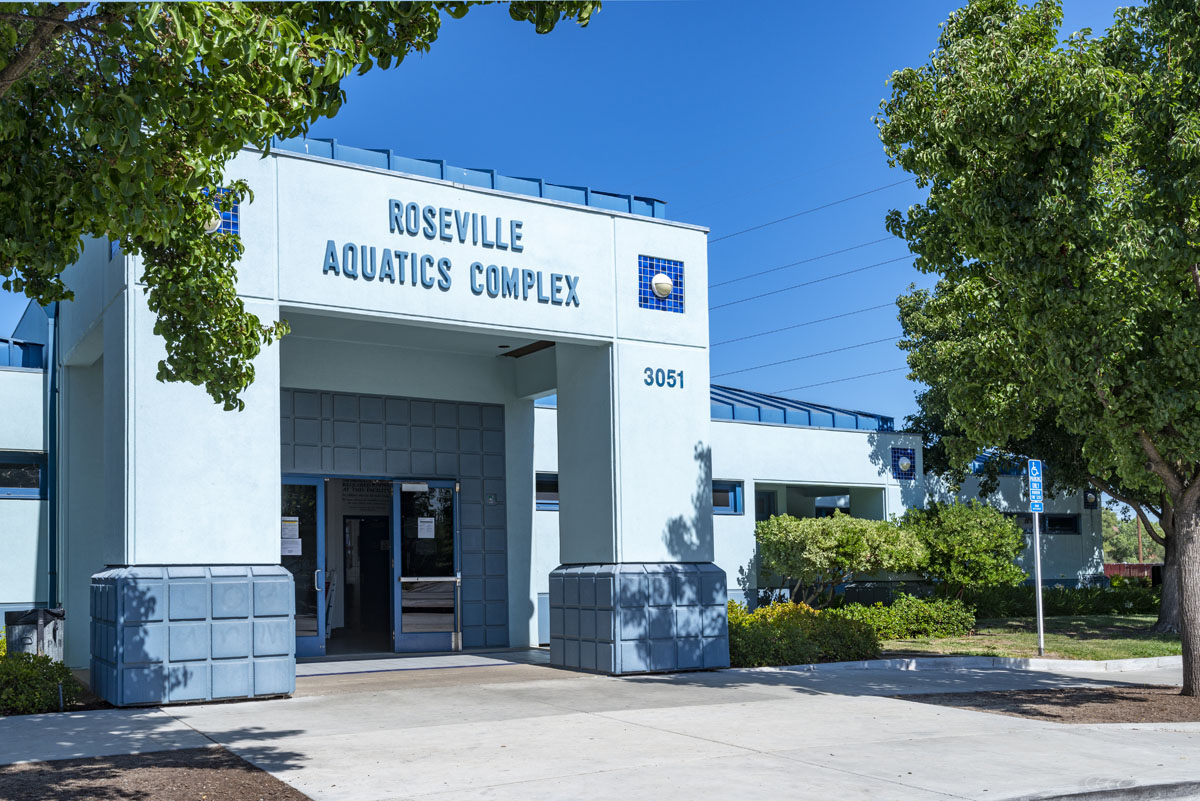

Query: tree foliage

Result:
[0,1,597,409]
[901,501,1027,597]
[1102,507,1166,564]
[877,0,1200,690]
[755,512,925,607]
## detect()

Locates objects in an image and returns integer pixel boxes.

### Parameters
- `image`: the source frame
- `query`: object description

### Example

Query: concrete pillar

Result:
[550,340,728,674]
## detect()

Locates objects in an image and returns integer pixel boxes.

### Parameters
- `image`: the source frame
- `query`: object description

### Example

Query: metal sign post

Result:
[1028,459,1045,656]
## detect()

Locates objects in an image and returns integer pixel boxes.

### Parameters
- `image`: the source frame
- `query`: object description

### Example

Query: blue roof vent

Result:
[269,137,668,220]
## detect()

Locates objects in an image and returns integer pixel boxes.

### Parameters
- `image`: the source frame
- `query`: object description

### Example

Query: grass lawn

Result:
[883,615,1181,660]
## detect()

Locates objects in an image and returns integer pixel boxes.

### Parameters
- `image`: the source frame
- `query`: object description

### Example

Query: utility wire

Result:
[709,237,894,289]
[710,255,910,311]
[774,366,908,394]
[713,337,898,379]
[708,178,913,244]
[711,302,895,347]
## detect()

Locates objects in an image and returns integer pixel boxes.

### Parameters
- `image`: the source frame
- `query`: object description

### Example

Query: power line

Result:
[711,302,895,347]
[709,255,910,311]
[774,366,908,394]
[708,178,913,244]
[713,337,898,379]
[709,237,894,289]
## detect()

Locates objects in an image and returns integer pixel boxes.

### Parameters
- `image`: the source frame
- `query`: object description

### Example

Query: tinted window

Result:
[0,463,39,489]
[536,473,559,510]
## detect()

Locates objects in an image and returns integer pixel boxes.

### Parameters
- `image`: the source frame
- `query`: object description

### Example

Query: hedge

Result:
[0,653,81,716]
[827,594,975,640]
[964,583,1160,618]
[727,600,881,668]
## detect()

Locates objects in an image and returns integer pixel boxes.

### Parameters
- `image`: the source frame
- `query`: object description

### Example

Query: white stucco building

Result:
[0,138,1101,706]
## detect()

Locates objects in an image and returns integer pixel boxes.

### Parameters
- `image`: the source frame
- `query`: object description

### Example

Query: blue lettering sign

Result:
[323,240,339,275]
[379,249,395,283]
[318,201,583,308]
[470,262,485,295]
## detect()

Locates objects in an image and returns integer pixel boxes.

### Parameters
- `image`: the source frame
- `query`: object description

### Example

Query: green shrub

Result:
[828,593,976,639]
[0,633,6,658]
[756,511,925,607]
[965,583,1161,618]
[901,501,1026,596]
[727,600,881,667]
[0,653,80,715]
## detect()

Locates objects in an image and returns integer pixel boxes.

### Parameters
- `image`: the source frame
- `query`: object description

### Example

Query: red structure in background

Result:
[1104,563,1160,579]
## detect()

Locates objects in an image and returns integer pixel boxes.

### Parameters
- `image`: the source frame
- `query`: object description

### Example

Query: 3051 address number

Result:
[644,367,684,388]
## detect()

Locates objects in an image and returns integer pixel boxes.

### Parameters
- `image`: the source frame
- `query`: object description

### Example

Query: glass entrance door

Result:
[282,478,326,657]
[392,481,459,652]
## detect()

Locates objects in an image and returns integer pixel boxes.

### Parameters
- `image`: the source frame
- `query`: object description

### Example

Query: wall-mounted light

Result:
[204,212,222,234]
[651,272,674,298]
[897,455,913,474]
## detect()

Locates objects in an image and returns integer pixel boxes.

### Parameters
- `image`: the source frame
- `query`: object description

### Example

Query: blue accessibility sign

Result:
[1028,460,1043,513]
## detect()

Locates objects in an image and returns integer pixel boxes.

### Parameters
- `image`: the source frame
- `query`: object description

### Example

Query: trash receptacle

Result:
[4,608,65,662]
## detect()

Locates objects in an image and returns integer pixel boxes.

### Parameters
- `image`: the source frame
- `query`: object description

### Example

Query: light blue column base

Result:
[90,565,295,706]
[548,563,730,674]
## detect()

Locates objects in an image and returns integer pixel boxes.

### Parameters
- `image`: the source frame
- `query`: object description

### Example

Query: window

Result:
[1046,514,1080,535]
[754,490,778,522]
[712,481,743,515]
[1008,513,1080,535]
[536,473,559,511]
[0,452,46,499]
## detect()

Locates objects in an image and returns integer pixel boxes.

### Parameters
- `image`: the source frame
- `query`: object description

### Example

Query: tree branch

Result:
[1088,477,1166,546]
[0,4,74,99]
[1190,262,1200,305]
[1137,430,1184,497]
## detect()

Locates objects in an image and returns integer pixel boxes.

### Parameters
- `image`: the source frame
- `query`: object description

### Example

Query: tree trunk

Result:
[1152,533,1181,634]
[1176,500,1200,696]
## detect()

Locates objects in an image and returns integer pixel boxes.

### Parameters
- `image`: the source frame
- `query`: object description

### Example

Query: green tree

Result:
[877,0,1200,693]
[0,2,597,409]
[755,511,925,607]
[905,326,1180,631]
[1102,507,1166,564]
[901,501,1026,598]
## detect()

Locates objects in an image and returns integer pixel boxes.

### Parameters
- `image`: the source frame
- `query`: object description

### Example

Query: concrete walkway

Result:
[1,662,1196,800]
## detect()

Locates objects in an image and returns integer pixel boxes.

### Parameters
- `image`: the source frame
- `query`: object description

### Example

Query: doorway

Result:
[282,476,461,657]
[393,482,460,652]
[334,514,392,655]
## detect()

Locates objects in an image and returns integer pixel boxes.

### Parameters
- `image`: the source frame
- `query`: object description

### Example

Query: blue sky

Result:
[0,0,1125,424]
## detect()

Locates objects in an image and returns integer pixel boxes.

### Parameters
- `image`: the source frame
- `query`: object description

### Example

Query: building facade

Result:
[0,139,1102,706]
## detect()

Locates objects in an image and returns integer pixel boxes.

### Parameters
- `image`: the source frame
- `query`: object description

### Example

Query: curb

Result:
[730,654,1182,674]
[1004,779,1200,800]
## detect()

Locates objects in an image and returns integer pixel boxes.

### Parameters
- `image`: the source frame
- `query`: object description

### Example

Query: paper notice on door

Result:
[281,516,300,539]
[281,538,302,556]
[417,517,436,539]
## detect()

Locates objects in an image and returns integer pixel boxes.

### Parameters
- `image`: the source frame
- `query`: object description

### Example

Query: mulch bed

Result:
[0,746,311,801]
[899,685,1200,724]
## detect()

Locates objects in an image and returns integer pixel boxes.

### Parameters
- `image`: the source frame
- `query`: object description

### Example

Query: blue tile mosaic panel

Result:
[215,191,239,236]
[891,447,916,480]
[638,256,684,314]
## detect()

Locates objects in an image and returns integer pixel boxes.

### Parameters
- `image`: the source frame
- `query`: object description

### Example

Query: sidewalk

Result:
[1,661,1196,800]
